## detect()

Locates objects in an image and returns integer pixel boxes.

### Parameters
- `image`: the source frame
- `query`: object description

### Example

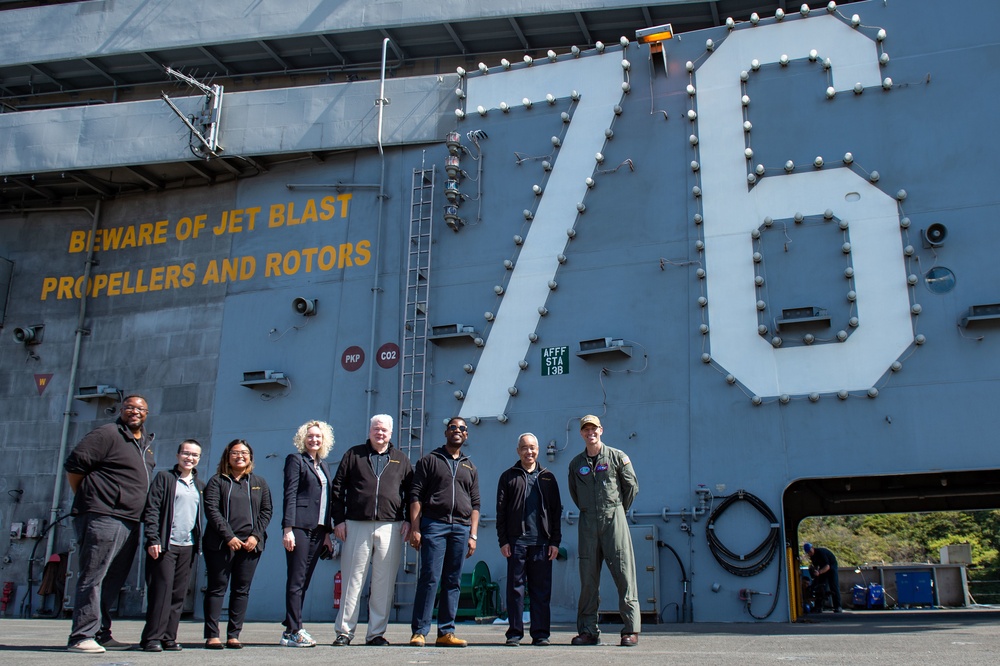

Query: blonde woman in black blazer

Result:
[279,420,335,648]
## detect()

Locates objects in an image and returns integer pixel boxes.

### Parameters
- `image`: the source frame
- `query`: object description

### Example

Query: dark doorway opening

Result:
[783,469,1000,620]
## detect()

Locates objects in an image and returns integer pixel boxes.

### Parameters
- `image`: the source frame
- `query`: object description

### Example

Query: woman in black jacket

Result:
[140,439,205,652]
[202,439,272,649]
[279,420,335,648]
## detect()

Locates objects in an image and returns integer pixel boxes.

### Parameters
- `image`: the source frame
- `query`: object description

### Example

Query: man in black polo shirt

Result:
[64,395,155,653]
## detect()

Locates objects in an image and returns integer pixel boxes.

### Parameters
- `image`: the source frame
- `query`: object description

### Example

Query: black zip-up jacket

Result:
[330,440,413,524]
[64,420,155,521]
[143,465,205,553]
[410,446,480,525]
[202,473,272,553]
[496,461,562,550]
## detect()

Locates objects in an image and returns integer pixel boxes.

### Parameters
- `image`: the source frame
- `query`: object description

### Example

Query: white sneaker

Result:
[68,639,106,653]
[299,628,314,642]
[280,630,316,648]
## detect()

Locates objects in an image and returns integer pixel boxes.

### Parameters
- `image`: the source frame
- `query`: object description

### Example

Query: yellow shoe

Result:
[435,633,467,648]
[409,633,425,647]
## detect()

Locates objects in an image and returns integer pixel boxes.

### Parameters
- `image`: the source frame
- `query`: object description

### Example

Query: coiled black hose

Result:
[705,489,780,577]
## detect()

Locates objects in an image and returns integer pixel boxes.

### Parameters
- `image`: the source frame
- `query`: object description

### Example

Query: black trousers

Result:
[817,569,842,610]
[141,545,195,644]
[203,547,261,640]
[68,513,140,645]
[505,543,553,641]
[283,526,328,633]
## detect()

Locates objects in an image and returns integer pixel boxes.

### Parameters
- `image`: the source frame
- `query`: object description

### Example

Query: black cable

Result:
[22,513,73,618]
[658,540,690,622]
[705,489,780,577]
[745,559,783,620]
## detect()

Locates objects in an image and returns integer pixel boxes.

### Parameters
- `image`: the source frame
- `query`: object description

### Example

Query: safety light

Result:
[636,23,674,44]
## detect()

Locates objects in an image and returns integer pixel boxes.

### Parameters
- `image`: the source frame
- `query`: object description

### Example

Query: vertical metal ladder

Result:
[395,162,435,618]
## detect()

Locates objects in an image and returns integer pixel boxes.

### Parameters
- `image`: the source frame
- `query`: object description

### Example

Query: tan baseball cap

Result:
[580,414,602,429]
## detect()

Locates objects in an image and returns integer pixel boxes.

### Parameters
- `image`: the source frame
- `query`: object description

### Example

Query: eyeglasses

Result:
[447,424,468,432]
[122,406,148,413]
[229,451,251,458]
[179,452,201,458]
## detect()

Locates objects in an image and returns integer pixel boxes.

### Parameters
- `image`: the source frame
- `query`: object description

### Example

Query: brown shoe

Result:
[205,639,224,650]
[434,633,468,647]
[226,639,243,649]
[409,633,425,647]
[571,633,599,646]
[620,633,639,647]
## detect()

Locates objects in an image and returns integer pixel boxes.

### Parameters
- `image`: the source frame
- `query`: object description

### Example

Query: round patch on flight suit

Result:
[578,466,591,475]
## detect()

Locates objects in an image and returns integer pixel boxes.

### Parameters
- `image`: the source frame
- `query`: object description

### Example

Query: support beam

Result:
[69,172,115,197]
[256,40,291,71]
[122,165,166,190]
[574,12,592,46]
[507,18,529,51]
[442,22,467,54]
[197,46,230,74]
[8,176,56,200]
[81,58,119,86]
[317,35,348,67]
[184,161,216,182]
[27,63,62,89]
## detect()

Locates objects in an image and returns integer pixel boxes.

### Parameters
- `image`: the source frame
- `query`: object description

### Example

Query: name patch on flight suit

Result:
[595,463,609,472]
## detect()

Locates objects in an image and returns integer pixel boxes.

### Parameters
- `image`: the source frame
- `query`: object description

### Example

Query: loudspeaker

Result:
[922,223,947,248]
[292,297,317,316]
[12,325,42,344]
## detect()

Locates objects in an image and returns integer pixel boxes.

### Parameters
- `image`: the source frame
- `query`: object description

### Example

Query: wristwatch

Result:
[470,534,478,541]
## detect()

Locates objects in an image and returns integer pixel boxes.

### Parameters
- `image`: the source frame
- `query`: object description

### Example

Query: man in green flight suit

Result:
[567,414,640,647]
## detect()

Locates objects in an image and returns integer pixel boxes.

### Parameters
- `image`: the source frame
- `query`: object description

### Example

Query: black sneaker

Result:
[504,636,521,647]
[332,634,351,646]
[98,637,132,651]
[365,636,390,646]
[532,638,550,646]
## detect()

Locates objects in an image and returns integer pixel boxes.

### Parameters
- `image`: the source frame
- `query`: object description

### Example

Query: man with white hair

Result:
[330,414,413,646]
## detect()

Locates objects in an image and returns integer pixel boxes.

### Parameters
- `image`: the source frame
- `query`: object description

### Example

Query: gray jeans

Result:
[69,513,140,644]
